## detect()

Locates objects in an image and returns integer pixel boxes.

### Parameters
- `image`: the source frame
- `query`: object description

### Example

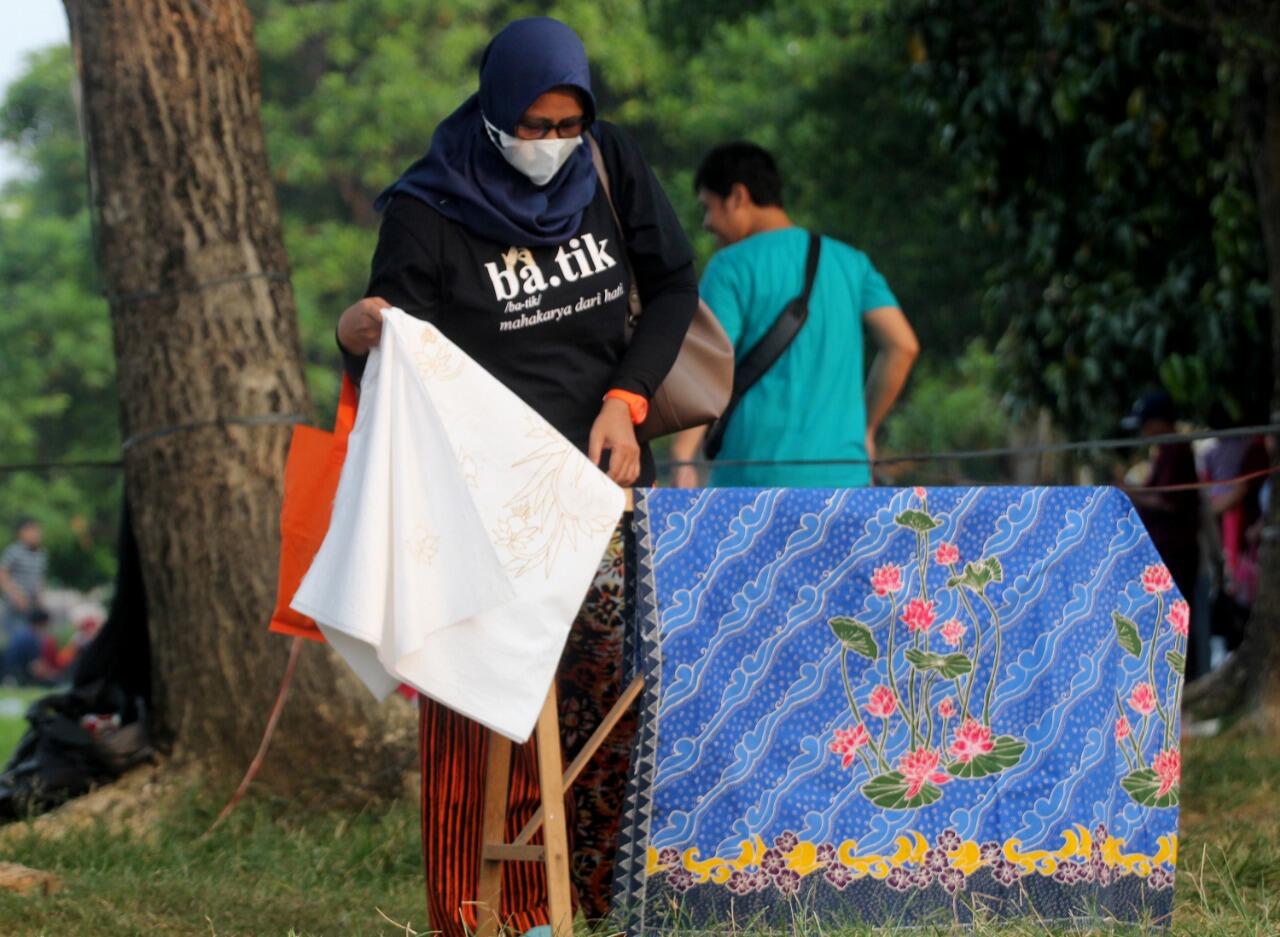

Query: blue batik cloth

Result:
[613,488,1183,932]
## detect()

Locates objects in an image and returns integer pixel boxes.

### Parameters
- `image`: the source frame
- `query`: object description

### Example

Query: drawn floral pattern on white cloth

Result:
[291,310,624,741]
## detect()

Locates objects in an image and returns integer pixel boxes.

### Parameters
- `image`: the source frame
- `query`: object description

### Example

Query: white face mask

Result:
[484,117,583,187]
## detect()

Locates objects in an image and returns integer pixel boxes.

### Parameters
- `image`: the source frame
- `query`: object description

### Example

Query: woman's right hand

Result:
[337,296,389,355]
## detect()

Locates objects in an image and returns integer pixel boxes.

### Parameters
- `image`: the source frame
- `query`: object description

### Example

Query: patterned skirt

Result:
[417,525,635,936]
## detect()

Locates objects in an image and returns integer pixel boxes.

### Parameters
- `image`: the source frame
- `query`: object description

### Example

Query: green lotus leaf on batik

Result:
[947,557,1004,592]
[829,616,878,659]
[947,734,1027,779]
[1122,768,1180,808]
[894,509,941,533]
[861,771,945,809]
[1113,611,1142,658]
[904,649,973,679]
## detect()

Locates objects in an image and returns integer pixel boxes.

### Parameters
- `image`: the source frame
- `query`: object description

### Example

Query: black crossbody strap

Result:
[704,231,821,460]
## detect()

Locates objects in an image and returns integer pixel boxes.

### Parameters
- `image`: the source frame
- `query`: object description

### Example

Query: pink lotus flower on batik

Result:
[948,718,994,763]
[1115,716,1131,741]
[829,724,871,768]
[914,486,927,499]
[1153,748,1180,796]
[1128,682,1157,716]
[901,599,937,632]
[934,542,960,566]
[898,747,951,798]
[865,685,898,719]
[937,696,956,719]
[871,563,903,596]
[1166,599,1190,637]
[940,618,965,647]
[1141,564,1173,594]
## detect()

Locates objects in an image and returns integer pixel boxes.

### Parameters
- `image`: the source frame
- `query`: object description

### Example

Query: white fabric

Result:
[291,308,625,741]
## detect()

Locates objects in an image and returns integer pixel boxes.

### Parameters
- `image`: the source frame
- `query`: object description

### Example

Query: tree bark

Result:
[62,0,414,790]
[1242,50,1280,731]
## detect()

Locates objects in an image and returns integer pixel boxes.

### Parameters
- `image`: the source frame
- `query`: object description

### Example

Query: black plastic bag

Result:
[0,679,153,820]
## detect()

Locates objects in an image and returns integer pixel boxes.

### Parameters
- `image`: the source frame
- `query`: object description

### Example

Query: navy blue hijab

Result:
[374,18,598,247]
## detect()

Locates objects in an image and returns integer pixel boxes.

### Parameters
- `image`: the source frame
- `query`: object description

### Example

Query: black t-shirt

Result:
[343,121,698,485]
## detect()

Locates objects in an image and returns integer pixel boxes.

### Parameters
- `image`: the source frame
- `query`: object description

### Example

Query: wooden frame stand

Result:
[475,676,645,937]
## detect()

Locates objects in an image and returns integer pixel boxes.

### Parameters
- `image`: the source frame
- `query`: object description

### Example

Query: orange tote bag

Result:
[268,375,357,641]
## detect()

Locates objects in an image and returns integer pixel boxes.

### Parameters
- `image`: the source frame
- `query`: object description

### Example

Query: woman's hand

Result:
[589,398,641,486]
[337,296,389,355]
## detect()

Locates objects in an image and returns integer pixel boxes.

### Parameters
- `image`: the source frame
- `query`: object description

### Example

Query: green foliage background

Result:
[0,48,118,587]
[0,0,1271,587]
[898,0,1271,434]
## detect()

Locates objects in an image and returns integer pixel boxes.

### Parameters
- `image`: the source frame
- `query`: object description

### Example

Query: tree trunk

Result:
[1185,27,1280,732]
[62,0,414,791]
[1244,51,1280,731]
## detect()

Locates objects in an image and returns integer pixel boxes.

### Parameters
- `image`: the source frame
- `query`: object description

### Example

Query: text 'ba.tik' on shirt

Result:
[344,122,698,486]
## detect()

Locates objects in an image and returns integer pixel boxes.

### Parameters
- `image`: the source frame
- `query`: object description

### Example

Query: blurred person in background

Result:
[1202,406,1268,651]
[2,608,62,687]
[0,518,48,644]
[670,142,917,488]
[1122,391,1207,677]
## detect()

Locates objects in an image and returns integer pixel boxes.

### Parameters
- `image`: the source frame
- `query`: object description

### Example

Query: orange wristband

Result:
[604,389,649,425]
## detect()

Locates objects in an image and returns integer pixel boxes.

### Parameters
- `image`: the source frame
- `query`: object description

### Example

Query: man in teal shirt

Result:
[672,143,919,488]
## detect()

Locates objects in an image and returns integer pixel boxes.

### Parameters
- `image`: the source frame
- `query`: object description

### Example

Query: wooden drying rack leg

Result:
[475,676,644,936]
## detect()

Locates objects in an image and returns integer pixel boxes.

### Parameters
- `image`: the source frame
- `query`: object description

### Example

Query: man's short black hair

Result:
[694,142,784,208]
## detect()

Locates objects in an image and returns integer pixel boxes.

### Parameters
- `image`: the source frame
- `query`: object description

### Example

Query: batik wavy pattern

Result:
[613,488,1181,932]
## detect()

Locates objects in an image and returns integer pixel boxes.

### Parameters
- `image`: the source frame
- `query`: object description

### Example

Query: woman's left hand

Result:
[589,398,641,486]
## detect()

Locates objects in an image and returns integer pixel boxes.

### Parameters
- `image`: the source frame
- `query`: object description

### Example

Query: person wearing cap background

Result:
[1122,390,1207,678]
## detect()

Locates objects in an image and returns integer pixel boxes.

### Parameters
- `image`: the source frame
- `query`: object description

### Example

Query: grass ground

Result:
[0,729,1274,936]
[0,687,46,763]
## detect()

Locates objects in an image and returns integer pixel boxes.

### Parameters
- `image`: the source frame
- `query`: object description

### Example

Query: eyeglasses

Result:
[514,115,591,140]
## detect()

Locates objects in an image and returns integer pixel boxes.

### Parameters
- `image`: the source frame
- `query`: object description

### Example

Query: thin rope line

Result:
[105,270,289,305]
[0,458,124,472]
[0,411,308,474]
[2,422,1275,476]
[202,635,302,837]
[662,423,1280,470]
[120,412,308,452]
[1120,464,1279,494]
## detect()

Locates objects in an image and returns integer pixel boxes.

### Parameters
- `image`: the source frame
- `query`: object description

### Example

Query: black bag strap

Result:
[704,231,821,460]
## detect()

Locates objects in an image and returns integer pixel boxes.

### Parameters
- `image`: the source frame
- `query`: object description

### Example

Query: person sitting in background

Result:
[1204,429,1268,608]
[670,142,918,488]
[1244,433,1275,557]
[2,608,62,687]
[1121,391,1205,676]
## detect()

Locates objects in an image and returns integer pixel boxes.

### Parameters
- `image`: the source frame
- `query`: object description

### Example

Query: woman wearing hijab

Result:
[335,17,697,936]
